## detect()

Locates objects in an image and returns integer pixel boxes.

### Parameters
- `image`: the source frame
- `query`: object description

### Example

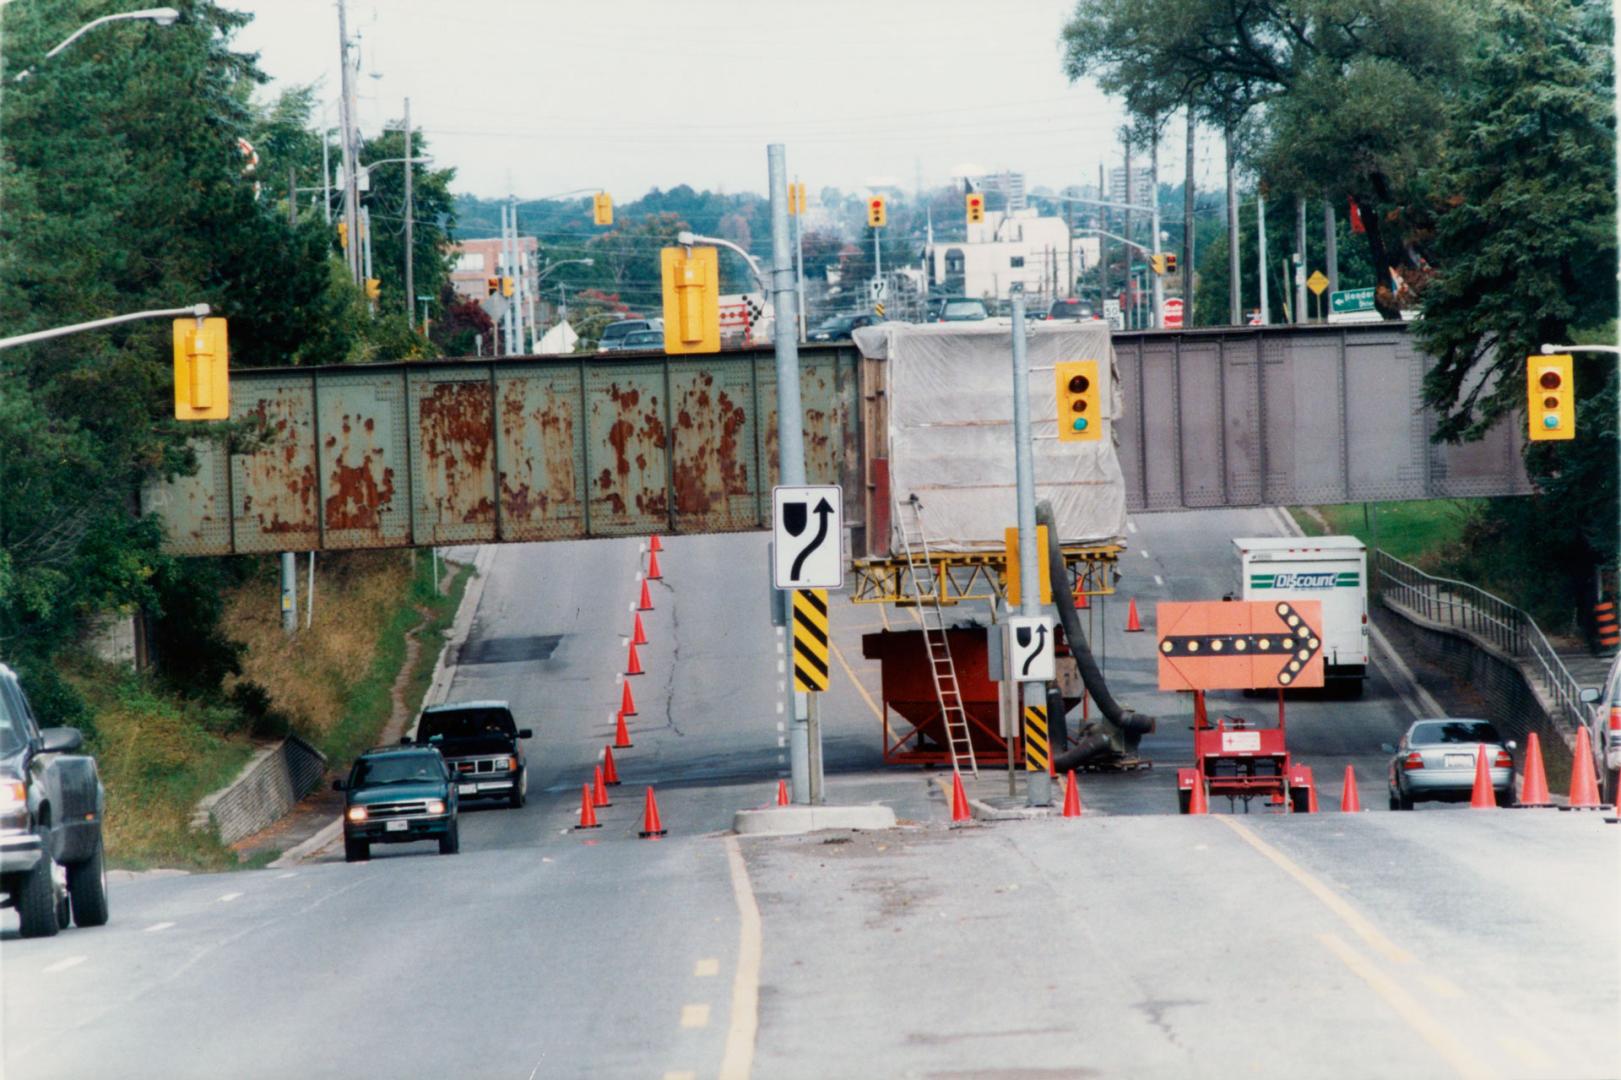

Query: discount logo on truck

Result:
[1250,571,1360,590]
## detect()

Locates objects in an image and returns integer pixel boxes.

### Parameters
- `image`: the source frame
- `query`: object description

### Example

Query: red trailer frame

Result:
[1176,690,1315,813]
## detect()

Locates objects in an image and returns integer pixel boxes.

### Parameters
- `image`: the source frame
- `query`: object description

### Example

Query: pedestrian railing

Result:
[1373,549,1589,735]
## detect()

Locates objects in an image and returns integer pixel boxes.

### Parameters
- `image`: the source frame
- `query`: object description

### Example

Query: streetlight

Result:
[677,230,767,293]
[535,257,593,285]
[13,8,180,82]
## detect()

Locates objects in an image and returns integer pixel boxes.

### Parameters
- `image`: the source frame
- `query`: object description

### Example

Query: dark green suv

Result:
[334,746,459,863]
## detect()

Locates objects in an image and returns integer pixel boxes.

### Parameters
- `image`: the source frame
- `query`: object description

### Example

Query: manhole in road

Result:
[457,633,563,665]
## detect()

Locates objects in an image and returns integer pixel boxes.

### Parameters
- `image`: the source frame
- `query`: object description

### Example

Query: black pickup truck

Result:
[1,663,108,938]
[406,701,532,808]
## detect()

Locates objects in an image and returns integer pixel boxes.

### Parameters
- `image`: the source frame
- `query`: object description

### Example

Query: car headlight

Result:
[0,780,26,814]
[346,805,368,823]
[425,799,446,815]
[504,757,518,771]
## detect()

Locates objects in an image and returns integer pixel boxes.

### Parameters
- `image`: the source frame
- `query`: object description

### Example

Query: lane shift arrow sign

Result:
[790,498,834,581]
[772,485,844,590]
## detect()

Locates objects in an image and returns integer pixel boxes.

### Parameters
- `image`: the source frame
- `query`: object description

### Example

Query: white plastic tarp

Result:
[852,320,1128,552]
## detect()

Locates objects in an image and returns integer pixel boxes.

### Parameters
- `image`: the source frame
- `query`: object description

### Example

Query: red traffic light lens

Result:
[1539,370,1563,390]
[1067,375,1090,393]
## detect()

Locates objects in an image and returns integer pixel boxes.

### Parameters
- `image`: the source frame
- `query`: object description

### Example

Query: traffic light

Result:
[660,245,720,354]
[173,317,229,421]
[1527,354,1575,441]
[593,192,613,226]
[336,221,348,250]
[1054,359,1101,443]
[485,277,501,296]
[1150,253,1177,275]
[365,278,381,301]
[1164,252,1177,274]
[500,276,514,298]
[966,192,984,224]
[867,195,887,228]
[788,181,807,216]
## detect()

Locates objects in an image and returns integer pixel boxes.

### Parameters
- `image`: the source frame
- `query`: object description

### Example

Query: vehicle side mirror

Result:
[331,778,346,792]
[517,729,533,740]
[1379,743,1396,754]
[1580,687,1602,704]
[398,734,412,744]
[38,727,83,754]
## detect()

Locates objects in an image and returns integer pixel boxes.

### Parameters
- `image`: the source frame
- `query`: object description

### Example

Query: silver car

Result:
[1385,718,1516,809]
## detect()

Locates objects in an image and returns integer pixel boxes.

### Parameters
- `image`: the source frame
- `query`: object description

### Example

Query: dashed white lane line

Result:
[694,958,719,977]
[680,1004,711,1029]
[1153,575,1164,586]
[1127,520,1137,533]
[719,835,762,1080]
[1140,548,1151,558]
[42,956,87,974]
[276,872,297,880]
[143,921,176,933]
[218,892,243,903]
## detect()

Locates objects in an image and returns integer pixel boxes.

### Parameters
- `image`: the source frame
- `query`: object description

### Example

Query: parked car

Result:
[0,663,108,938]
[617,329,665,351]
[938,298,989,322]
[923,297,946,322]
[1046,298,1095,321]
[1580,654,1621,802]
[598,319,663,353]
[807,314,875,342]
[334,746,459,861]
[1385,718,1515,809]
[407,701,531,808]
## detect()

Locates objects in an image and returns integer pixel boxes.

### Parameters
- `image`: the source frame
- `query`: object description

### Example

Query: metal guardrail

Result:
[1373,550,1589,734]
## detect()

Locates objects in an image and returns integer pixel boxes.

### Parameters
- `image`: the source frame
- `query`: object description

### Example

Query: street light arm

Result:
[0,303,209,351]
[678,231,767,293]
[1047,192,1155,216]
[1541,343,1621,355]
[534,258,594,285]
[14,8,179,81]
[1073,227,1152,257]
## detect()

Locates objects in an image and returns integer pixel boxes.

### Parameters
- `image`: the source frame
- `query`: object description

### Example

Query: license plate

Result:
[385,819,408,832]
[479,782,509,791]
[458,783,477,795]
[1444,753,1474,769]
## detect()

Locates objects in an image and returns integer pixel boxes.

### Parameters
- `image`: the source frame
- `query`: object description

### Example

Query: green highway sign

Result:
[1330,287,1376,315]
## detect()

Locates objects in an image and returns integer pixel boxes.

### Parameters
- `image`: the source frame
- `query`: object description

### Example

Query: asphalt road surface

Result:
[5,511,1617,1079]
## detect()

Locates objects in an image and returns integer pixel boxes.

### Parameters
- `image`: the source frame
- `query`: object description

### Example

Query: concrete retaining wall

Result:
[193,734,328,847]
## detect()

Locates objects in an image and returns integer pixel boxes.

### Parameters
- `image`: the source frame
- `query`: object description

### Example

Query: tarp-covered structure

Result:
[852,321,1128,552]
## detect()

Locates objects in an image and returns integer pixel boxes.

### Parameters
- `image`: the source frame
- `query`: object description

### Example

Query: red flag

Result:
[1348,197,1365,235]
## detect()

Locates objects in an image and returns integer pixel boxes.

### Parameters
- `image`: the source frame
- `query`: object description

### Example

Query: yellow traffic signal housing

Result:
[500,276,514,298]
[365,278,381,301]
[1527,354,1575,441]
[867,196,887,228]
[789,181,807,216]
[966,192,984,224]
[1054,359,1101,443]
[593,192,613,226]
[336,221,348,250]
[1003,525,1052,605]
[173,317,229,421]
[1164,252,1178,274]
[796,182,808,215]
[1150,253,1172,275]
[660,245,720,354]
[485,277,501,296]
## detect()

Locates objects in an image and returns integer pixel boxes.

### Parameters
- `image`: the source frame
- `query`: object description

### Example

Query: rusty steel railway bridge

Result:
[145,323,1530,601]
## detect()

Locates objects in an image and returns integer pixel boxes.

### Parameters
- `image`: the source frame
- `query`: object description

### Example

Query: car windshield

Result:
[600,322,642,343]
[351,753,444,786]
[418,707,516,742]
[1410,720,1503,745]
[942,300,986,319]
[623,332,663,347]
[0,689,24,756]
[814,318,851,332]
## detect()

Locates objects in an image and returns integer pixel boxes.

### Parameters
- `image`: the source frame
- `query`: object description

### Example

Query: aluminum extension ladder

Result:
[895,495,978,776]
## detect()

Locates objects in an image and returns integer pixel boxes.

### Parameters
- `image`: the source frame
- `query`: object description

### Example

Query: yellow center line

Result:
[830,639,884,723]
[1215,816,1412,966]
[1316,933,1493,1080]
[719,835,761,1080]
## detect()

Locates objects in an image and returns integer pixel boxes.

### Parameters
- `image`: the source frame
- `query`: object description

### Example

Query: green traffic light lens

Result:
[1072,417,1089,432]
[1543,415,1560,429]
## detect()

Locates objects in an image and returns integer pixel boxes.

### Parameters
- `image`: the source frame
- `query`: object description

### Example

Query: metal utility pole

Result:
[768,144,817,804]
[1122,149,1133,286]
[1183,108,1195,319]
[321,125,332,225]
[1257,188,1269,325]
[1150,125,1163,328]
[1325,202,1339,296]
[793,175,807,340]
[1065,192,1074,298]
[336,0,361,284]
[361,206,374,284]
[1226,126,1240,325]
[1009,293,1048,806]
[288,166,297,227]
[403,97,415,327]
[1099,163,1109,312]
[1294,196,1307,325]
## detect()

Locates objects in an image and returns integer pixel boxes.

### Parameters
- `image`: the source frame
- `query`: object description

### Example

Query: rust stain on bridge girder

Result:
[418,380,496,528]
[324,412,396,533]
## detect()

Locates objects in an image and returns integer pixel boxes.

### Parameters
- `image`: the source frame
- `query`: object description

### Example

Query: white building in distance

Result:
[929,209,1082,302]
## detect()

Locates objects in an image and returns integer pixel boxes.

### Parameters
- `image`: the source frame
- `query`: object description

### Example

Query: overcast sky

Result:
[226,0,1229,203]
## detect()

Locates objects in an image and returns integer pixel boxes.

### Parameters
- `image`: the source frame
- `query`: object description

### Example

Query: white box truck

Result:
[1233,536,1370,692]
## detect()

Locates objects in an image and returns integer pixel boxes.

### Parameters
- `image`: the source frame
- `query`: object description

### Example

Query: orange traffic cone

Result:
[620,679,638,717]
[626,640,644,676]
[1470,744,1496,809]
[631,611,648,646]
[649,535,664,553]
[638,578,654,612]
[1186,772,1209,815]
[638,786,667,837]
[1568,727,1603,808]
[776,779,790,806]
[1307,777,1320,814]
[1125,598,1144,632]
[1074,588,1090,610]
[602,745,621,786]
[575,783,600,829]
[646,550,663,581]
[1516,733,1551,807]
[949,770,972,823]
[1061,771,1083,818]
[592,765,612,807]
[1340,765,1362,812]
[613,710,633,749]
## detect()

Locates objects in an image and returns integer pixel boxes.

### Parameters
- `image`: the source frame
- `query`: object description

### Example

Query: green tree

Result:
[358,125,458,322]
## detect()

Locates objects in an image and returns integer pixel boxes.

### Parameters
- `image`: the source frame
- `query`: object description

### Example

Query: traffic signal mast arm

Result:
[0,302,210,350]
[676,229,768,293]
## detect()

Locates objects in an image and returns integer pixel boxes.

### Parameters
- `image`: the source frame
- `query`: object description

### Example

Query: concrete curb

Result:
[268,817,341,868]
[732,804,897,836]
[930,776,1056,821]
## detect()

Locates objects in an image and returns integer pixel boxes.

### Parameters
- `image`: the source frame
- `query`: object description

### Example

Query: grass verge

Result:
[1290,499,1481,568]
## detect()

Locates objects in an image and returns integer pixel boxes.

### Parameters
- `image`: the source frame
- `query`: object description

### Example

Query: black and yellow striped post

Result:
[1023,700,1050,775]
[792,588,830,692]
